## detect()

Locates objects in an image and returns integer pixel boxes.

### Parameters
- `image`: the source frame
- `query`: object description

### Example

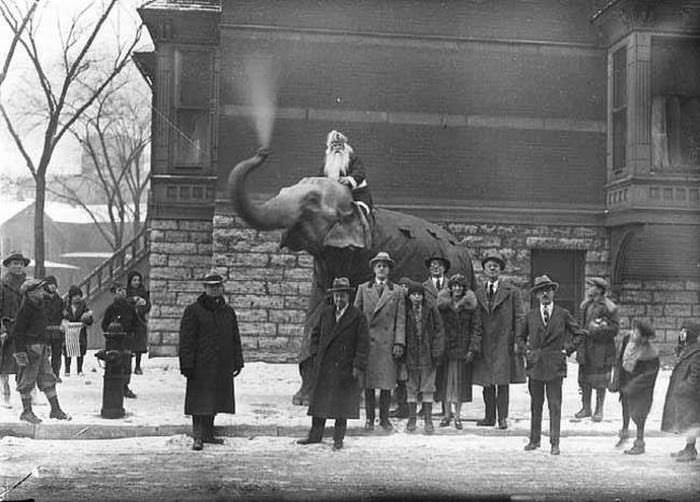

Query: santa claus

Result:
[321,130,373,213]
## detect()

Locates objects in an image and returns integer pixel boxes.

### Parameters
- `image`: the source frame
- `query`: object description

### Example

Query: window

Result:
[172,48,212,168]
[612,47,627,172]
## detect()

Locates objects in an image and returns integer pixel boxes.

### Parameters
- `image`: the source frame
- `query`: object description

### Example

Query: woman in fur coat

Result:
[436,274,481,430]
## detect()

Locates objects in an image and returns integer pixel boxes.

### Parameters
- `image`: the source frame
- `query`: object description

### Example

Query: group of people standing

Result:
[0,250,151,423]
[295,249,700,460]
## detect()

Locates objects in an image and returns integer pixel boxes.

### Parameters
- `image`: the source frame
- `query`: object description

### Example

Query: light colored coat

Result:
[471,282,526,386]
[354,280,406,389]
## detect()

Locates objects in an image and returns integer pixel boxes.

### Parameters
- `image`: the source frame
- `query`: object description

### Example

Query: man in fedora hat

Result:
[575,277,619,422]
[101,281,139,399]
[179,271,244,451]
[12,278,70,423]
[0,251,31,408]
[298,277,369,450]
[517,275,584,455]
[471,252,525,429]
[354,251,406,431]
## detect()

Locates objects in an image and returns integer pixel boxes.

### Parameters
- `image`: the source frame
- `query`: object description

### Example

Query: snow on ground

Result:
[0,352,674,436]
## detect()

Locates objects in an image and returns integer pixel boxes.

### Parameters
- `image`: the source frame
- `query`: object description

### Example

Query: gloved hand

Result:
[14,352,29,367]
[392,344,404,359]
[180,368,194,379]
[232,367,242,378]
[80,312,93,324]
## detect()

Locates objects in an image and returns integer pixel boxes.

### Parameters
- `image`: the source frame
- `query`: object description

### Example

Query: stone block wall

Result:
[147,218,214,357]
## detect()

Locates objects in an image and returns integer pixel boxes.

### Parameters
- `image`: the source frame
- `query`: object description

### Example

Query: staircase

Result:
[78,226,151,348]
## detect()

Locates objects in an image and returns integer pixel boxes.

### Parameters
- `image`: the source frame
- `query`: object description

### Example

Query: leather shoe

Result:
[498,418,508,430]
[454,418,463,430]
[123,387,137,399]
[439,416,451,427]
[523,442,540,451]
[192,438,203,451]
[203,436,224,445]
[476,419,495,427]
[550,445,560,456]
[332,440,343,451]
[296,437,322,445]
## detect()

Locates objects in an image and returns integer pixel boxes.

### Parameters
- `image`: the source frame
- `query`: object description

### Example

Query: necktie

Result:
[377,282,384,296]
[488,282,494,299]
[543,307,549,325]
[436,279,442,290]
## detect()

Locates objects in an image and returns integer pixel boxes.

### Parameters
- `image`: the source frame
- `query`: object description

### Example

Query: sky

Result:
[0,0,152,179]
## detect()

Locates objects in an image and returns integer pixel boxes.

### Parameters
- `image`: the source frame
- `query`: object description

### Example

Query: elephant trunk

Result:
[228,148,294,231]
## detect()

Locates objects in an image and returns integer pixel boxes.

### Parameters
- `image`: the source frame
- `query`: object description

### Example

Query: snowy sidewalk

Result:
[0,351,675,440]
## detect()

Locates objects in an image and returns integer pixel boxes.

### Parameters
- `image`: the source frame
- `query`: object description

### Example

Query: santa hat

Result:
[326,130,348,147]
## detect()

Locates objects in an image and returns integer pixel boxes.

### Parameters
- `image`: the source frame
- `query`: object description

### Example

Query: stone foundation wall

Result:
[149,213,694,359]
[147,218,214,357]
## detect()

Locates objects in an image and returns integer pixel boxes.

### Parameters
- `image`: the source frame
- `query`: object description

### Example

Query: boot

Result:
[624,439,645,455]
[378,390,392,431]
[592,388,605,422]
[202,415,223,444]
[192,416,204,450]
[48,395,71,420]
[364,389,375,431]
[674,445,698,462]
[389,381,408,418]
[123,385,137,399]
[297,417,325,445]
[406,402,417,433]
[423,403,434,434]
[477,386,496,426]
[615,429,630,448]
[332,419,347,450]
[19,397,42,424]
[574,385,592,419]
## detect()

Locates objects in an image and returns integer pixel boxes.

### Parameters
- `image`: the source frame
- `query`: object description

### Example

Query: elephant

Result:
[229,149,475,405]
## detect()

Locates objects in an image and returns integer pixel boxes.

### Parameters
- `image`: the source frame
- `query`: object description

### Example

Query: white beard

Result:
[323,149,350,180]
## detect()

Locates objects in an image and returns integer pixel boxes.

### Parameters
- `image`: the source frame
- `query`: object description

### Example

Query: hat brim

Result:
[369,258,395,268]
[530,282,559,294]
[3,256,30,267]
[481,257,506,270]
[424,257,451,272]
[327,287,354,293]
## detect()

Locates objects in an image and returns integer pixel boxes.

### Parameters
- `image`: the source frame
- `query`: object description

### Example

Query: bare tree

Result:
[48,75,150,251]
[0,0,38,88]
[0,0,142,276]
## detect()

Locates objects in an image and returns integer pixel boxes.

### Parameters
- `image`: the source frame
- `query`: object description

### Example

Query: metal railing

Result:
[78,226,150,301]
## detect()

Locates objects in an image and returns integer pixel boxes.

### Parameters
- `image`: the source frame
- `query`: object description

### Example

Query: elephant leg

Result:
[292,357,314,406]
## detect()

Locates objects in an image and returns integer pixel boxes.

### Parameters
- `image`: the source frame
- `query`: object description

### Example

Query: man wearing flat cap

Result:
[12,278,70,423]
[517,275,585,455]
[354,251,406,431]
[575,277,619,422]
[471,252,525,430]
[298,277,369,450]
[179,271,244,451]
[0,251,31,408]
[101,281,139,399]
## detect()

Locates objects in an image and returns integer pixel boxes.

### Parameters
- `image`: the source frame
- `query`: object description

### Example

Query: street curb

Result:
[0,421,671,441]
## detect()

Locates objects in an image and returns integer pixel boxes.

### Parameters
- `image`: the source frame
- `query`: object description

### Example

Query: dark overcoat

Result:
[127,271,151,354]
[179,294,244,416]
[0,272,25,375]
[661,342,700,434]
[353,280,406,389]
[471,282,525,386]
[101,297,139,350]
[517,305,584,381]
[308,304,369,419]
[578,297,620,388]
[614,334,659,422]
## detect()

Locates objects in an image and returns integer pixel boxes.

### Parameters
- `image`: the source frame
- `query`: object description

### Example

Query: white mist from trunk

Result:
[240,57,279,148]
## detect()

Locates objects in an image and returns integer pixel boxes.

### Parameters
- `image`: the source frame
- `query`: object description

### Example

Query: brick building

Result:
[137,0,700,359]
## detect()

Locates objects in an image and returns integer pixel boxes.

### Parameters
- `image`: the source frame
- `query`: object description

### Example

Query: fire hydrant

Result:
[95,321,129,418]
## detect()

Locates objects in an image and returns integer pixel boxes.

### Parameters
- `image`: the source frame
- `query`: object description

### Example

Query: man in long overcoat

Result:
[517,275,584,456]
[298,277,369,450]
[101,282,139,399]
[354,251,406,431]
[575,277,619,422]
[471,252,525,430]
[179,271,244,451]
[661,321,700,462]
[0,251,30,408]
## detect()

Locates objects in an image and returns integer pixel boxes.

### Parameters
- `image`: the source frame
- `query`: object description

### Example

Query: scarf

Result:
[622,338,659,373]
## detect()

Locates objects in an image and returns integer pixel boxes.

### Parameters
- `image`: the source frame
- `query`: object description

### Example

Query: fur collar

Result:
[438,289,477,311]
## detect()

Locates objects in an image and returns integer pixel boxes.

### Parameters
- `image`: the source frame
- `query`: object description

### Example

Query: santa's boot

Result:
[406,402,417,433]
[574,385,592,419]
[48,394,71,420]
[423,402,434,434]
[592,388,605,422]
[19,397,41,424]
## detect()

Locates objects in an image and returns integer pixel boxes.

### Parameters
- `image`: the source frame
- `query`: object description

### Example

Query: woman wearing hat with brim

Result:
[1,251,31,408]
[299,277,369,450]
[179,270,244,450]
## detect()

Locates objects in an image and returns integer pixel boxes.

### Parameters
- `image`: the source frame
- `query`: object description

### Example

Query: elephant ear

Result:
[323,204,371,249]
